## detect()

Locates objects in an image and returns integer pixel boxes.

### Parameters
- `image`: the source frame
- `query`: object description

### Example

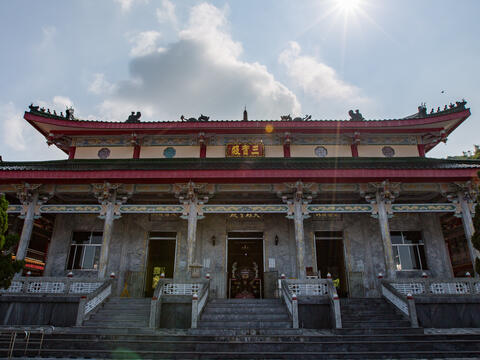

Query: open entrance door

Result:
[227,232,264,298]
[145,232,176,297]
[315,231,348,297]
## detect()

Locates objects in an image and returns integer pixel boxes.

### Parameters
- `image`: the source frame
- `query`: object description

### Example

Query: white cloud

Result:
[127,31,163,57]
[88,73,117,95]
[0,102,65,161]
[156,0,177,27]
[99,3,300,121]
[279,41,369,105]
[114,0,148,12]
[0,102,26,151]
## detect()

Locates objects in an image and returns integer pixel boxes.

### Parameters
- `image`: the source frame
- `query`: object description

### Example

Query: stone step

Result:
[211,299,281,303]
[335,327,424,335]
[341,314,405,320]
[83,321,149,328]
[31,339,480,353]
[342,321,412,329]
[203,307,284,314]
[197,321,292,329]
[201,313,290,321]
[4,347,480,359]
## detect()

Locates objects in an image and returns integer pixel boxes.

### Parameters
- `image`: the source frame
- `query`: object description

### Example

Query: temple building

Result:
[1,101,479,303]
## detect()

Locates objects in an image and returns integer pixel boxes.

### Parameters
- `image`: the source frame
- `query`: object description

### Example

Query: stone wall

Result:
[44,211,453,298]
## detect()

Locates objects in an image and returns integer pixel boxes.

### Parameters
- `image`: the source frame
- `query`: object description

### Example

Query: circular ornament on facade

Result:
[382,146,395,158]
[163,147,176,158]
[97,148,111,159]
[314,146,328,158]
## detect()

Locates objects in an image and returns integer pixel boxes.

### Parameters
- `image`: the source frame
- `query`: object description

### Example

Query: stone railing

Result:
[381,280,418,328]
[75,279,114,326]
[387,278,480,296]
[326,280,342,329]
[282,278,341,328]
[280,279,299,329]
[0,277,105,296]
[191,280,210,328]
[149,279,209,329]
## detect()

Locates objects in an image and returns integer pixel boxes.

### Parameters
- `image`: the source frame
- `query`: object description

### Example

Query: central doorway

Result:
[145,232,177,297]
[315,231,348,297]
[227,231,264,298]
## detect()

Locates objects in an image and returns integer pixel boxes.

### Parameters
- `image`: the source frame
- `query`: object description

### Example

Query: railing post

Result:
[76,296,87,326]
[149,296,159,329]
[191,293,199,328]
[406,293,419,328]
[292,293,299,329]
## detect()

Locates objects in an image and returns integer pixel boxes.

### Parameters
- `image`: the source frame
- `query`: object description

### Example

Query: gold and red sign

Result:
[226,143,265,157]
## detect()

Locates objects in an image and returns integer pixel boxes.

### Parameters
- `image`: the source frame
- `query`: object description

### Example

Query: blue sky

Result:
[0,0,479,161]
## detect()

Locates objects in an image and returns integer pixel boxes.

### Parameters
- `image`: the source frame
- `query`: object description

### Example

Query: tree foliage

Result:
[0,194,24,289]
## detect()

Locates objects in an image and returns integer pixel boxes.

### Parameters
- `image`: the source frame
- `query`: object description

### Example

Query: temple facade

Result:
[1,102,479,300]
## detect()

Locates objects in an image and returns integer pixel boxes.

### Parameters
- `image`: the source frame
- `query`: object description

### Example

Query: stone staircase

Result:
[2,297,480,358]
[2,329,480,358]
[82,297,151,329]
[339,298,415,335]
[196,298,292,330]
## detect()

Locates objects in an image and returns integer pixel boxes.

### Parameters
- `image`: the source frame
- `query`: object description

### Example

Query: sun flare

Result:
[336,0,363,13]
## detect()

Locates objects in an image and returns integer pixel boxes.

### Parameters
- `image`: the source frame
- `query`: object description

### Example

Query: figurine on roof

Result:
[65,107,75,120]
[126,111,141,123]
[348,109,364,121]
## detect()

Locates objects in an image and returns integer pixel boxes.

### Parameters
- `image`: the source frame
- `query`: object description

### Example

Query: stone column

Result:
[375,191,396,279]
[186,196,198,268]
[98,190,117,279]
[293,195,306,280]
[16,190,39,261]
[457,191,480,277]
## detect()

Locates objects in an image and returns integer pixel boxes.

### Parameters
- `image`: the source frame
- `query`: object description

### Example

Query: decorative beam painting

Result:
[6,203,461,214]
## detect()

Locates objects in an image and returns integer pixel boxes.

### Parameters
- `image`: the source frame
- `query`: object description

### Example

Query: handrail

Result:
[0,277,105,296]
[280,279,299,328]
[191,280,210,328]
[381,280,418,328]
[2,326,54,359]
[149,279,168,329]
[326,279,342,329]
[75,279,113,326]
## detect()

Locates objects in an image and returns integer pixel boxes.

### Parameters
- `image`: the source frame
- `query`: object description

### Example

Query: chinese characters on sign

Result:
[226,143,265,157]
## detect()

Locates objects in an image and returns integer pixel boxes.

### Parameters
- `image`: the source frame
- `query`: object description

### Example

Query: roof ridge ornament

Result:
[125,111,141,123]
[348,109,364,121]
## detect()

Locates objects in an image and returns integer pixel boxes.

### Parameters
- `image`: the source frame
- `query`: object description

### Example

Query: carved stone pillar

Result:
[375,191,396,279]
[284,181,314,280]
[15,187,40,261]
[457,190,479,277]
[362,181,400,279]
[95,183,121,279]
[177,182,211,278]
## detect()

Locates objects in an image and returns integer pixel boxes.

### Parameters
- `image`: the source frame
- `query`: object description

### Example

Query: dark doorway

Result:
[315,231,348,297]
[227,232,264,298]
[145,232,176,297]
[441,214,474,277]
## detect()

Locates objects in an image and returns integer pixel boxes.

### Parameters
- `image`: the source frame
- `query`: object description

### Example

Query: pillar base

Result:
[189,263,203,278]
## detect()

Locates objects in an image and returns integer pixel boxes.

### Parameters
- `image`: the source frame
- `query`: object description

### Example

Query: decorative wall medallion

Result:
[382,146,395,157]
[98,148,111,159]
[314,146,328,157]
[163,147,176,158]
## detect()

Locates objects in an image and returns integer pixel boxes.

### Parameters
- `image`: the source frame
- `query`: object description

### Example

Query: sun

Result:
[335,0,363,13]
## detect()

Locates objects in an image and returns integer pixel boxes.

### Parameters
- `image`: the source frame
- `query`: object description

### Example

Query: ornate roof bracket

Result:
[360,180,401,218]
[14,183,51,219]
[281,181,313,219]
[92,182,128,219]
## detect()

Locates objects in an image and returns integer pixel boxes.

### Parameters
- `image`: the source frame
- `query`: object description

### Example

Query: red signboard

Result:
[226,143,265,157]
